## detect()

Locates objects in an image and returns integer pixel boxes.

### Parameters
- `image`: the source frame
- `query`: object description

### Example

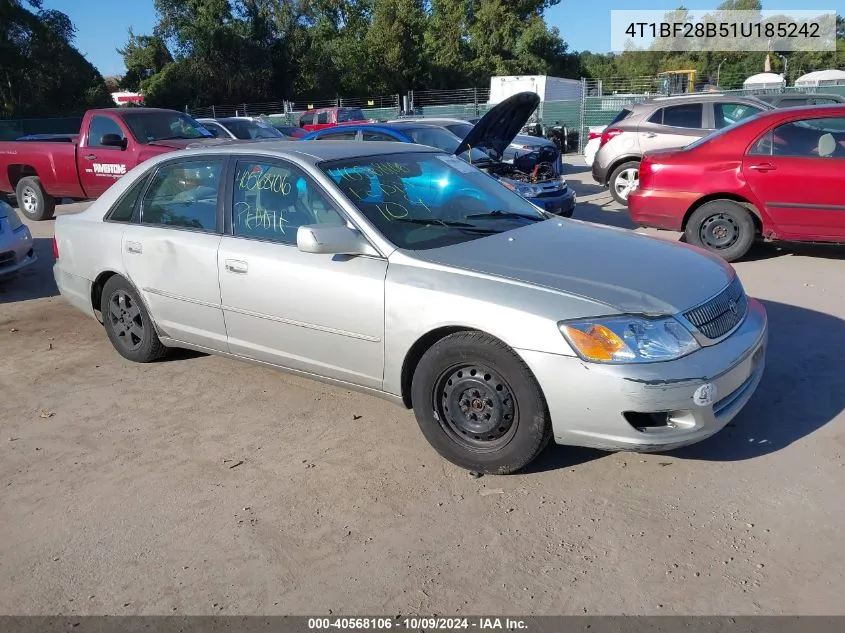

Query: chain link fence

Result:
[6,74,845,151]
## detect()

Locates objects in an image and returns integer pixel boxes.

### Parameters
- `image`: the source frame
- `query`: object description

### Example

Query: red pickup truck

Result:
[297,107,369,132]
[0,107,216,220]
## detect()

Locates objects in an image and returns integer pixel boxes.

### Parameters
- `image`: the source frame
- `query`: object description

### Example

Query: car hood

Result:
[454,92,541,160]
[409,220,734,315]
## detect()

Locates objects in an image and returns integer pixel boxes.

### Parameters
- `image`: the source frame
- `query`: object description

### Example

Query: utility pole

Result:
[717,58,728,88]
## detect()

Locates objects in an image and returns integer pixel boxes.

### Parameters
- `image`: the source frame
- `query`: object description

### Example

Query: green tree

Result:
[118,28,173,92]
[0,0,111,117]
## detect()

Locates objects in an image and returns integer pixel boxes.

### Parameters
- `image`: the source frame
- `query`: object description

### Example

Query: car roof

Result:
[755,92,845,102]
[173,140,443,164]
[312,122,449,134]
[639,94,769,107]
[99,107,182,115]
[389,117,471,125]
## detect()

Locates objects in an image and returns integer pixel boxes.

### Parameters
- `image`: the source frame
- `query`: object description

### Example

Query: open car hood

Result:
[454,92,540,160]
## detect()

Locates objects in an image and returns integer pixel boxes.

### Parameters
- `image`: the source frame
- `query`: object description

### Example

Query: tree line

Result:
[1,0,843,119]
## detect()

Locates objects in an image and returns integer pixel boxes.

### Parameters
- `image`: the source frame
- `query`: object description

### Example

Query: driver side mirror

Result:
[100,134,127,150]
[296,224,380,257]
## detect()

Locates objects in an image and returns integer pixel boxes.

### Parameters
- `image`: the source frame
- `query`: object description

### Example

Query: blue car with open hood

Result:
[301,92,575,216]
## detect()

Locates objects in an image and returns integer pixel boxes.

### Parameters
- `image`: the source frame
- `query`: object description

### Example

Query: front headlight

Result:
[559,315,700,363]
[1,202,24,231]
[515,183,543,197]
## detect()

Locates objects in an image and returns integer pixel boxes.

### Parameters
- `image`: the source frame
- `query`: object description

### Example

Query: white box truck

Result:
[488,75,582,103]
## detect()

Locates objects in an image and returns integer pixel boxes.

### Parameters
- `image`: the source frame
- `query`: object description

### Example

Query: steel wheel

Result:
[20,185,38,213]
[613,167,639,200]
[434,363,519,451]
[699,213,740,250]
[106,290,146,353]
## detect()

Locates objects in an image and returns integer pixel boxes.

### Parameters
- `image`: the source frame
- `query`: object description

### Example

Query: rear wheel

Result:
[101,276,167,363]
[608,160,639,205]
[685,200,756,262]
[411,331,552,474]
[15,176,55,221]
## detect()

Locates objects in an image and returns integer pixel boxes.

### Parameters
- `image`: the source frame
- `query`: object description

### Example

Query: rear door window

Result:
[140,159,224,231]
[660,104,704,128]
[752,117,845,158]
[316,111,330,125]
[299,112,314,127]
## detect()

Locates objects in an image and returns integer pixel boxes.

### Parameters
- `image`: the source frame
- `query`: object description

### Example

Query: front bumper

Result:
[628,188,700,232]
[530,188,576,217]
[0,231,37,277]
[518,298,768,452]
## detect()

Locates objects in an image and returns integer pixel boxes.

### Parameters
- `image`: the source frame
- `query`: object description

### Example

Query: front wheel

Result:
[685,200,756,262]
[410,332,552,474]
[608,160,639,206]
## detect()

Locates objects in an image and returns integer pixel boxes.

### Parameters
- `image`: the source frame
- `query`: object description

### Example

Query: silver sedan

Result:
[0,200,36,278]
[53,141,767,474]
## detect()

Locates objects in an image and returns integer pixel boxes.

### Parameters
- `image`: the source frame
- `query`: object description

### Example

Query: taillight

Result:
[638,159,653,189]
[52,237,59,259]
[588,130,602,141]
[599,127,623,148]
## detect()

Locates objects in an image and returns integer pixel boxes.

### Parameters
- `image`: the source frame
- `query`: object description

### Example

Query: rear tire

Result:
[685,200,755,262]
[101,275,168,363]
[15,176,55,221]
[410,331,552,475]
[608,160,639,206]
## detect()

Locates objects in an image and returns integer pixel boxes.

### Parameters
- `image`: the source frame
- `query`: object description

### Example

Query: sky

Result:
[42,0,845,78]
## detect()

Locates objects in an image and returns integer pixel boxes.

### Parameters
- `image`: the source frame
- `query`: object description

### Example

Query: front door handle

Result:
[125,241,142,254]
[748,163,776,172]
[225,259,248,274]
[84,154,97,160]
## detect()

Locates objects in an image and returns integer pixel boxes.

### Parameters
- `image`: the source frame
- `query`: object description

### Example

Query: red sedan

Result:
[628,105,845,261]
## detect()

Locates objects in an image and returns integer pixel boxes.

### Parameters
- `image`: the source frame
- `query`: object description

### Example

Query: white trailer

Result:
[488,75,582,103]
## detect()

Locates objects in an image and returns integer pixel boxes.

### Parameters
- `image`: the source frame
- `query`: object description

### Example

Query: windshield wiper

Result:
[394,218,474,228]
[465,210,545,221]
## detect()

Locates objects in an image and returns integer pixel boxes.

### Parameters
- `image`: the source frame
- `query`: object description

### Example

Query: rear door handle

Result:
[749,163,776,172]
[84,154,97,160]
[125,241,142,254]
[643,132,657,138]
[225,259,248,274]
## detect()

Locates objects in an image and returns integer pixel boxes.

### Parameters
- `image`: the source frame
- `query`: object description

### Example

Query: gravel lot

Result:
[1,157,844,616]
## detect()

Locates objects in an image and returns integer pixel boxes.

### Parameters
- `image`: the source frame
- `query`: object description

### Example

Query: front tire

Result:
[685,200,755,262]
[410,332,552,474]
[608,160,639,206]
[101,275,167,363]
[15,176,55,221]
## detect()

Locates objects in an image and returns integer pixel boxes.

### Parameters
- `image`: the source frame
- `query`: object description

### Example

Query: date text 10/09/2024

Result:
[307,617,528,630]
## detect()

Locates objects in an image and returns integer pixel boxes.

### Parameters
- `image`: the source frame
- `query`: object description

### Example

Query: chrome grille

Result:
[684,276,747,340]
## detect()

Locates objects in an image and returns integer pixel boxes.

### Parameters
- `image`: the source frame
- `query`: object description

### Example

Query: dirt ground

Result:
[1,158,844,616]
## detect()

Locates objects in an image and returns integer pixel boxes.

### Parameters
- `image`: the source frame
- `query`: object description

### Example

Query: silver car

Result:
[0,200,36,278]
[53,141,768,474]
[592,95,772,205]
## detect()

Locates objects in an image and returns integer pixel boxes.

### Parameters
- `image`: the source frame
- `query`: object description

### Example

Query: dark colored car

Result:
[628,104,845,261]
[298,107,369,132]
[301,94,576,216]
[753,93,845,108]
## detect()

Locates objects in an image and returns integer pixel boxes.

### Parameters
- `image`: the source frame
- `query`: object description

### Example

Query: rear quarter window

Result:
[105,174,148,223]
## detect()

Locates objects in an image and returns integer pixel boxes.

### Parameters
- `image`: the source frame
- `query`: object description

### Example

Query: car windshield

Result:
[402,127,491,163]
[122,112,214,143]
[445,122,474,139]
[222,119,284,140]
[338,108,365,123]
[274,125,306,138]
[320,151,548,251]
